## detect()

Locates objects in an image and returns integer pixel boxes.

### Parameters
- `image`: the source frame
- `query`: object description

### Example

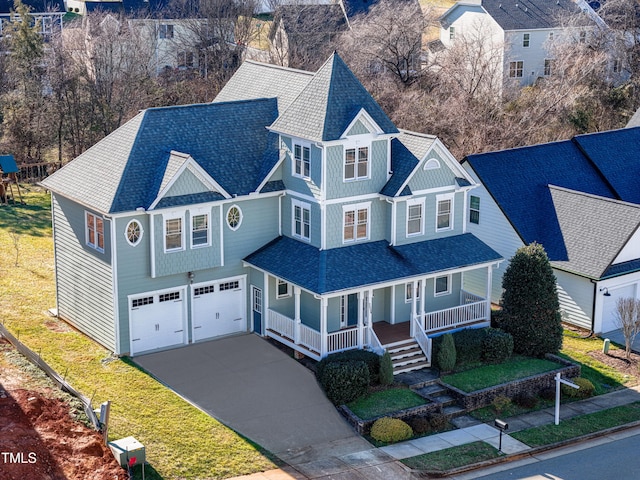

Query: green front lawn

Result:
[441,356,560,392]
[401,441,501,471]
[347,387,428,420]
[0,187,278,479]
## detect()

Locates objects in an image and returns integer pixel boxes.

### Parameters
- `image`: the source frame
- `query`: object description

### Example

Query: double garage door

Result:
[129,278,246,356]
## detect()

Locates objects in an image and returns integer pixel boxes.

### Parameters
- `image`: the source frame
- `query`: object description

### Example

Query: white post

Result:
[294,286,301,345]
[357,291,364,349]
[320,297,328,357]
[555,372,580,425]
[263,272,270,330]
[410,280,418,337]
[486,265,493,320]
[420,277,427,325]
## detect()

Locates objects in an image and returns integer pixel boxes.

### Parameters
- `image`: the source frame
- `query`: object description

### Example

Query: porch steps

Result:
[412,381,467,419]
[386,339,430,375]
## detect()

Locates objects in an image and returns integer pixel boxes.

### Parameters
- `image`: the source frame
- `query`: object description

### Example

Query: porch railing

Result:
[365,324,385,355]
[413,316,432,365]
[422,300,487,333]
[327,328,359,354]
[461,289,484,304]
[299,323,321,353]
[268,309,295,340]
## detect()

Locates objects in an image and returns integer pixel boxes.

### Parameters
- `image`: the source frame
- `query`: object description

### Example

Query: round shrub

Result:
[437,333,456,372]
[491,395,511,414]
[370,417,413,443]
[513,391,538,409]
[319,360,370,405]
[562,377,595,399]
[316,350,380,384]
[379,351,394,386]
[406,415,431,435]
[428,413,448,432]
[482,328,514,363]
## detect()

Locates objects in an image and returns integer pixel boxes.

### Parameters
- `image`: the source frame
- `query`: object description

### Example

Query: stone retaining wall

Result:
[442,354,580,411]
[339,401,441,435]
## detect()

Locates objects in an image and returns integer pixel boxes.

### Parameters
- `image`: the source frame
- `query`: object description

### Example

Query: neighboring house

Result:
[0,0,66,41]
[462,126,640,335]
[41,53,502,373]
[438,0,602,88]
[268,3,347,68]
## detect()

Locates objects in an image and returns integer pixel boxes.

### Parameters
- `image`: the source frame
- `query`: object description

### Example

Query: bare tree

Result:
[614,296,640,360]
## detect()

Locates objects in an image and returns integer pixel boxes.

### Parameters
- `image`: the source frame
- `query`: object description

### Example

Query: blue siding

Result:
[282,194,322,249]
[324,197,387,249]
[164,168,210,197]
[407,149,458,192]
[280,136,322,199]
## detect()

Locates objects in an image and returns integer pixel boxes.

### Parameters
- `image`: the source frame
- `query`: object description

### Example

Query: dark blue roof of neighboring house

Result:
[111,98,279,212]
[464,139,618,261]
[0,155,18,174]
[84,0,176,17]
[0,0,64,14]
[244,234,502,295]
[478,0,588,30]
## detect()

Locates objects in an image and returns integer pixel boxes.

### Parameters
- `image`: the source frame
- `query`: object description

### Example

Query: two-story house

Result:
[0,0,66,42]
[438,0,602,89]
[41,53,502,373]
[462,127,640,336]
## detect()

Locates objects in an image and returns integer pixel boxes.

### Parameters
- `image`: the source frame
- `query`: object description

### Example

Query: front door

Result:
[252,286,263,334]
[347,293,358,327]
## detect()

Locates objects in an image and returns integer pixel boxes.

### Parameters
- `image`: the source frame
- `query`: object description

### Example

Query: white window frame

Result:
[276,279,291,299]
[406,198,425,237]
[159,23,174,39]
[523,33,530,47]
[436,193,454,232]
[344,143,370,182]
[190,211,210,248]
[125,219,143,247]
[509,61,524,78]
[434,275,451,296]
[544,59,553,76]
[292,199,311,242]
[343,202,370,243]
[86,211,105,253]
[293,142,311,179]
[405,281,422,303]
[449,26,455,40]
[164,213,185,252]
[226,205,243,231]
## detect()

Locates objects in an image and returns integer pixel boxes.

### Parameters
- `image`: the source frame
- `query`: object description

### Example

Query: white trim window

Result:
[276,279,291,299]
[435,275,451,296]
[344,145,369,181]
[165,215,184,252]
[405,281,422,303]
[125,219,143,246]
[436,194,454,231]
[509,61,524,78]
[86,212,104,252]
[469,195,480,225]
[523,33,530,47]
[544,59,553,76]
[159,23,174,39]
[292,199,311,241]
[226,205,242,231]
[191,213,209,247]
[343,202,370,243]
[406,198,424,237]
[293,143,310,179]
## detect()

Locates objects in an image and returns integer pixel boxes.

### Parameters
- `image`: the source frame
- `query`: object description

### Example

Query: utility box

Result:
[108,436,145,468]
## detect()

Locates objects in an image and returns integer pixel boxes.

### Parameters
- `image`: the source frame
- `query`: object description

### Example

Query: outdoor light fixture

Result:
[600,287,611,297]
[188,271,195,283]
[494,419,508,452]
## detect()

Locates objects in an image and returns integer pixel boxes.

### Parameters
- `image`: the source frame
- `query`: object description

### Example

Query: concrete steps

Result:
[386,339,430,375]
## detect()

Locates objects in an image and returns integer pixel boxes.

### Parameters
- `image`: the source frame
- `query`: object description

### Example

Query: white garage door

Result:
[192,278,246,342]
[129,289,186,355]
[601,284,637,333]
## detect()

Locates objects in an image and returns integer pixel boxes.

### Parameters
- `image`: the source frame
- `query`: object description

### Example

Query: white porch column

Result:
[320,297,328,357]
[486,265,493,321]
[294,286,301,345]
[420,277,427,324]
[357,291,364,349]
[263,272,270,329]
[410,280,418,336]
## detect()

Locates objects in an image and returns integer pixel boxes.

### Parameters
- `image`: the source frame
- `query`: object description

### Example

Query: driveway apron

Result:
[133,334,369,457]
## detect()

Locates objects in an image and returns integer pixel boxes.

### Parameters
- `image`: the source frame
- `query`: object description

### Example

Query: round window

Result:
[226,205,242,231]
[125,219,143,246]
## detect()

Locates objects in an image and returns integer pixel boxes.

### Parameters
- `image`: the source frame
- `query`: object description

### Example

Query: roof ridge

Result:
[398,128,437,140]
[549,185,640,209]
[242,59,315,77]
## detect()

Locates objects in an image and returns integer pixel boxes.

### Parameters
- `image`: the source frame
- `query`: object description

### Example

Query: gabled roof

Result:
[42,98,280,213]
[381,131,437,197]
[464,127,640,278]
[244,234,502,295]
[549,186,640,279]
[442,0,591,31]
[213,60,314,114]
[269,53,398,142]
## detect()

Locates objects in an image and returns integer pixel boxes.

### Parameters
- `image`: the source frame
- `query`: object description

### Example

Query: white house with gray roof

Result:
[439,0,602,88]
[42,54,502,373]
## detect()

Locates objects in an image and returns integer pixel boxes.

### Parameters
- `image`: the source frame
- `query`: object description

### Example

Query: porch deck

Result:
[372,321,410,346]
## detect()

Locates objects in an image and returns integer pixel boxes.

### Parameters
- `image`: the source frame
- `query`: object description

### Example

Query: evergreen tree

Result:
[500,243,563,357]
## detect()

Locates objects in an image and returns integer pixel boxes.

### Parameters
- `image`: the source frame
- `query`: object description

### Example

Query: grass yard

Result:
[401,441,500,471]
[347,387,428,420]
[0,187,278,479]
[441,356,559,393]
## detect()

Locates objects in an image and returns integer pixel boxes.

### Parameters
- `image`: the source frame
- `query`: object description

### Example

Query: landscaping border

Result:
[442,354,580,410]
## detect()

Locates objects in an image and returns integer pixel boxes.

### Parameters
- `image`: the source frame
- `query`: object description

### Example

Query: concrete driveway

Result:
[134,334,371,458]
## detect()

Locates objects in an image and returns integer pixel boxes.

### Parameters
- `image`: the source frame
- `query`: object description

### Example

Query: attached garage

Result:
[129,288,187,355]
[191,277,246,342]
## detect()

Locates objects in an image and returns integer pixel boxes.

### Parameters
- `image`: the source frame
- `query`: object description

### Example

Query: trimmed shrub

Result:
[437,333,457,372]
[370,417,413,443]
[453,328,487,364]
[319,360,370,405]
[316,350,380,384]
[428,413,449,432]
[379,351,394,385]
[491,395,511,414]
[513,391,538,409]
[500,243,563,357]
[406,415,432,435]
[562,377,595,399]
[482,328,514,363]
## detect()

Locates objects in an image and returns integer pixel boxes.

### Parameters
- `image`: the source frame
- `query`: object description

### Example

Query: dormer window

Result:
[344,146,369,181]
[293,143,310,179]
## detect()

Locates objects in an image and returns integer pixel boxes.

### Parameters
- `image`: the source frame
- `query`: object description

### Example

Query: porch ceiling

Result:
[244,234,502,295]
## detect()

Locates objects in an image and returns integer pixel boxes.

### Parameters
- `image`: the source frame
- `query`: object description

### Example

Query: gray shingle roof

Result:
[213,61,314,114]
[270,53,399,142]
[549,186,640,279]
